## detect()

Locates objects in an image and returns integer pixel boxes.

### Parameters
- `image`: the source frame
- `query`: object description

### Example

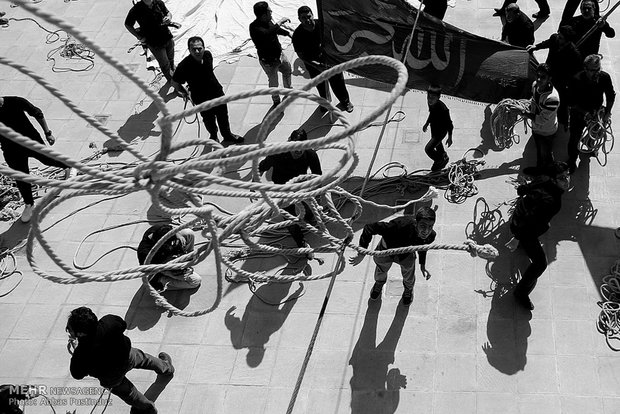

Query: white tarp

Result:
[164,0,312,67]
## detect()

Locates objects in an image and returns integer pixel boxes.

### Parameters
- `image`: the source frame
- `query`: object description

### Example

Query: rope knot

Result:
[464,240,499,259]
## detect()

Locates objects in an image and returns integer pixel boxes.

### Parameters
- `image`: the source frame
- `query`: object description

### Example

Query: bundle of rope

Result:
[579,107,614,166]
[0,0,498,317]
[597,259,620,351]
[491,98,530,149]
[445,157,485,204]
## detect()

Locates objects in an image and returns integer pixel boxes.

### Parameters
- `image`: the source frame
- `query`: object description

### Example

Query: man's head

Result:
[426,85,441,107]
[545,161,570,190]
[583,54,602,81]
[188,36,205,61]
[288,128,307,159]
[298,6,315,31]
[580,0,596,18]
[505,3,519,22]
[142,0,154,6]
[557,25,575,45]
[415,206,436,239]
[254,1,272,21]
[535,63,553,89]
[66,307,98,339]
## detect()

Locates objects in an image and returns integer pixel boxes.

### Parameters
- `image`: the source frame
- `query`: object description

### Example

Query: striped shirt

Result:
[530,82,559,136]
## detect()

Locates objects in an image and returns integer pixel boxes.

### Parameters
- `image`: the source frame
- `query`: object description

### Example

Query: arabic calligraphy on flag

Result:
[319,0,537,103]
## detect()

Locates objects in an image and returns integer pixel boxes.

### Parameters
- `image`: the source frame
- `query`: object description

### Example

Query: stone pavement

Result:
[1,0,620,413]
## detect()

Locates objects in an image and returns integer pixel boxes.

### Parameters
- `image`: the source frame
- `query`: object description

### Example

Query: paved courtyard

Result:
[1,0,620,413]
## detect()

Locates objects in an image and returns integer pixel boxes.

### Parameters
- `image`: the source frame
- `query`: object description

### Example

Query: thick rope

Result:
[578,107,614,166]
[491,98,530,149]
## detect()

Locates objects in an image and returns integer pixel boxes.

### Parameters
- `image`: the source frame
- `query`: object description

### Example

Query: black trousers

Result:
[3,146,67,205]
[568,109,587,168]
[425,135,447,164]
[514,236,548,297]
[305,62,351,105]
[533,132,555,167]
[283,203,315,247]
[103,348,172,414]
[193,95,234,141]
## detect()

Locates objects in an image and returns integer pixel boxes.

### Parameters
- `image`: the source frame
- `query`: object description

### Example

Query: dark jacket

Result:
[249,20,288,63]
[359,216,437,264]
[258,150,322,184]
[567,70,616,113]
[502,11,535,47]
[172,51,224,103]
[0,96,45,154]
[70,315,132,387]
[125,0,172,47]
[510,178,564,239]
[535,34,582,88]
[569,15,615,58]
[426,100,453,139]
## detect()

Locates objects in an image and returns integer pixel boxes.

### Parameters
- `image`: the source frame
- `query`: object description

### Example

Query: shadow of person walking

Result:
[225,281,303,367]
[349,299,409,414]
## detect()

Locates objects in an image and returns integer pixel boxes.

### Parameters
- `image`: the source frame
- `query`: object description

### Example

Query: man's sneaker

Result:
[370,282,383,300]
[64,167,77,179]
[158,352,175,376]
[513,291,534,310]
[433,154,449,171]
[402,288,413,306]
[20,204,34,223]
[342,101,354,113]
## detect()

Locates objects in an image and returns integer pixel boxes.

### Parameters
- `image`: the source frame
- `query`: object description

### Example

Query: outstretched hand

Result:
[348,254,364,266]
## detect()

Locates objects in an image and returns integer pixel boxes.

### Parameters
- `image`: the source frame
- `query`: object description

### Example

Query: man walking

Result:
[566,54,615,173]
[292,6,354,113]
[125,0,176,82]
[0,96,75,223]
[172,37,243,144]
[67,307,174,414]
[249,1,293,106]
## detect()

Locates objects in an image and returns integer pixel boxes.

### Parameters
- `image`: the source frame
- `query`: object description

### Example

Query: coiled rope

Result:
[578,107,614,166]
[491,98,530,149]
[597,259,620,351]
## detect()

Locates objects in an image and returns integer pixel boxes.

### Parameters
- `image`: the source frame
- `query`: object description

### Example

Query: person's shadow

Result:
[225,281,303,367]
[349,299,409,414]
[465,197,531,374]
[0,220,31,254]
[106,85,176,156]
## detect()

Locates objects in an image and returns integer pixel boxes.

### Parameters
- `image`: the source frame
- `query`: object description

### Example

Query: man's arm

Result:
[308,150,322,175]
[124,10,144,41]
[16,97,53,143]
[258,156,274,175]
[603,73,616,123]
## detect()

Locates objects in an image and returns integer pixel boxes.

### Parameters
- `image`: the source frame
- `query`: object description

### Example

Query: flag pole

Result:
[359,2,426,197]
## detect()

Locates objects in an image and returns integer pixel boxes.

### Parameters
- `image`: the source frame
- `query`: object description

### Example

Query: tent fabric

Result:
[163,0,309,66]
[318,0,538,103]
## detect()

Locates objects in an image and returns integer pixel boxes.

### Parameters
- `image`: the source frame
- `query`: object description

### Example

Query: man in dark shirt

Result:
[67,307,174,414]
[566,54,615,172]
[258,128,322,253]
[349,207,437,307]
[0,96,74,223]
[292,6,354,113]
[172,37,243,144]
[568,0,615,58]
[249,1,293,106]
[527,25,582,125]
[506,162,570,310]
[125,0,175,82]
[501,3,535,48]
[422,85,454,172]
